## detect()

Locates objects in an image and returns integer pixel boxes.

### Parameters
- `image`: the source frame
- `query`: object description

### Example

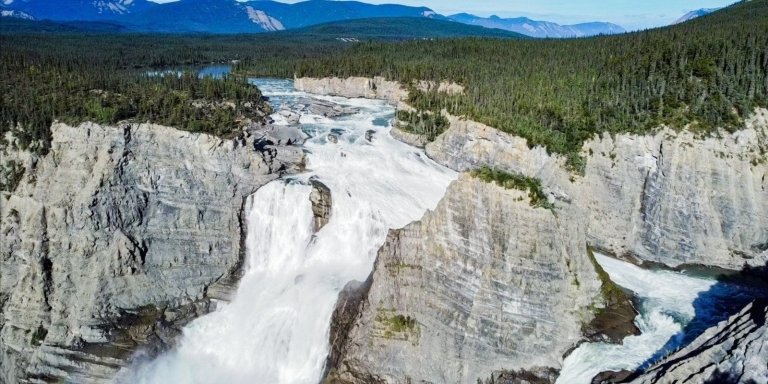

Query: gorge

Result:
[1,77,767,384]
[1,1,767,382]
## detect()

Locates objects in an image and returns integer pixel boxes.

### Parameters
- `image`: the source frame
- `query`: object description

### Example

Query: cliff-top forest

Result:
[1,0,767,172]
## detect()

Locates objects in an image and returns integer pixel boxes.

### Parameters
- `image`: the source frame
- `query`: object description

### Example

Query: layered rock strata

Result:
[325,175,606,383]
[297,78,768,383]
[0,122,303,383]
[426,111,768,270]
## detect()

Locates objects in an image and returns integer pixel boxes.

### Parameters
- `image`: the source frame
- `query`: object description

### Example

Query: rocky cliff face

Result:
[326,175,605,384]
[294,77,464,106]
[294,77,408,105]
[624,299,768,384]
[298,78,768,383]
[427,112,768,270]
[0,122,303,383]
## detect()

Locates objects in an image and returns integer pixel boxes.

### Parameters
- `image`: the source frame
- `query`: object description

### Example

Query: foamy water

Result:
[121,78,457,384]
[557,253,738,383]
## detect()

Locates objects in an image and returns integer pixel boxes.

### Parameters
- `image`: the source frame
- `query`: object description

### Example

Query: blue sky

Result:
[149,0,736,30]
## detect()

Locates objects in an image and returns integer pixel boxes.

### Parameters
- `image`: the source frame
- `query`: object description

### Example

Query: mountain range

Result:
[675,7,721,23]
[1,0,628,37]
[1,0,154,20]
[1,0,704,37]
[448,13,625,38]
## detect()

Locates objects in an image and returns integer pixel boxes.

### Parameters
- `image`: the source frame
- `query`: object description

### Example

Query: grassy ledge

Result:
[471,167,555,211]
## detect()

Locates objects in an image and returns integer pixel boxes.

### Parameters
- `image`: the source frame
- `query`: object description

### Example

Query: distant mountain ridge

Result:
[283,17,525,40]
[2,0,625,37]
[1,14,526,40]
[2,0,154,20]
[675,8,721,24]
[449,13,626,38]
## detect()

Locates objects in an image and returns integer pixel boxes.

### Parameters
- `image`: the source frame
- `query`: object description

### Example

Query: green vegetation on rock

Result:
[0,160,25,193]
[375,310,419,340]
[30,325,47,346]
[471,167,555,210]
[396,110,450,141]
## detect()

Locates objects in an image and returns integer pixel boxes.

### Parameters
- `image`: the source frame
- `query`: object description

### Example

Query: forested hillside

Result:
[2,0,766,171]
[288,0,768,170]
[0,17,521,157]
[0,29,340,156]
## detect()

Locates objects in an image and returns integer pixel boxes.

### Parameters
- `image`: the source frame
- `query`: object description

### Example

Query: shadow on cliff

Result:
[637,262,768,372]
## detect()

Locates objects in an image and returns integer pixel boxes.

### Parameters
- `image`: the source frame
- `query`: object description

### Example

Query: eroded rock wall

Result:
[294,77,464,106]
[321,84,767,383]
[427,112,768,270]
[0,122,303,383]
[294,77,407,104]
[326,175,605,383]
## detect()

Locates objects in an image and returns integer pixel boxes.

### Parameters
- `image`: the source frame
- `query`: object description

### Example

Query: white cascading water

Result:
[123,78,457,384]
[557,253,753,383]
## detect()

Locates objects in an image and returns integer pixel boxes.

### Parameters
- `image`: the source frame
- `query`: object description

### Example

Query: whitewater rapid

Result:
[124,78,456,384]
[557,253,758,383]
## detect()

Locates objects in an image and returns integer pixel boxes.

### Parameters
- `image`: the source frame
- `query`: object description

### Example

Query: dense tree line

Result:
[395,110,449,141]
[0,29,341,155]
[2,0,766,171]
[289,0,768,170]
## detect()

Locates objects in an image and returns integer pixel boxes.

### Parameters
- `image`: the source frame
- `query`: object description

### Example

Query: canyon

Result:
[0,77,766,384]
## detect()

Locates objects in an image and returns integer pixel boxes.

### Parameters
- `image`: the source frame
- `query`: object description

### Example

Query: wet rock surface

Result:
[310,179,333,232]
[621,299,768,384]
[298,97,359,118]
[247,124,308,146]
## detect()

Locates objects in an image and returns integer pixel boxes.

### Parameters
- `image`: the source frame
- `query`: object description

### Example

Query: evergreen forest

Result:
[2,0,767,173]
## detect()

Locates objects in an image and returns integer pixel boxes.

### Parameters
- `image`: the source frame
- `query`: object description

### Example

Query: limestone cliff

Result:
[427,111,768,270]
[0,122,303,383]
[326,175,604,383]
[298,77,768,383]
[294,77,408,105]
[294,77,464,106]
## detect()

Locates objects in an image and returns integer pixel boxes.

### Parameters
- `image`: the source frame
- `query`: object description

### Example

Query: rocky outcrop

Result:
[310,179,332,232]
[389,127,428,149]
[622,299,768,384]
[426,111,768,270]
[0,121,303,383]
[324,102,768,383]
[325,175,606,383]
[293,77,464,105]
[294,77,407,104]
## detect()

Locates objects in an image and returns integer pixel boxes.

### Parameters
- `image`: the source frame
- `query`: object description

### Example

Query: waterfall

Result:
[123,78,457,384]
